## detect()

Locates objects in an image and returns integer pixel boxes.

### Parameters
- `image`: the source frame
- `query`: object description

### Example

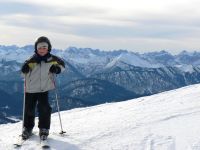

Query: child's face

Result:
[37,47,48,56]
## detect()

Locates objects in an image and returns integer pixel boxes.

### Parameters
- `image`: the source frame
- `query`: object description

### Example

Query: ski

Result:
[40,139,50,149]
[14,132,34,148]
[14,134,51,149]
[14,137,27,148]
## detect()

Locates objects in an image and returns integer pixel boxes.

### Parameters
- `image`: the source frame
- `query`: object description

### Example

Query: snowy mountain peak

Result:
[105,52,161,69]
[178,50,194,56]
[1,84,200,149]
[143,50,172,57]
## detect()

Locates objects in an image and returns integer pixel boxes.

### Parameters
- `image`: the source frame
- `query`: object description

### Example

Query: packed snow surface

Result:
[1,84,200,149]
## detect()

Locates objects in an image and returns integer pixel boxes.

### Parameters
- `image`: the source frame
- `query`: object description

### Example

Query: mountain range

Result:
[1,45,200,123]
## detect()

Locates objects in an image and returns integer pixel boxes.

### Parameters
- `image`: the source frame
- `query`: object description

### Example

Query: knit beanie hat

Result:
[34,36,52,53]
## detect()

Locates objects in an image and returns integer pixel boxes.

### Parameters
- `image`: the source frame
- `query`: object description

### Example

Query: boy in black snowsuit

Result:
[21,36,65,140]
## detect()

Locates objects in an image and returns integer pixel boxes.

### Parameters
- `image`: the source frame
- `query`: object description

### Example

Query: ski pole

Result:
[52,75,66,135]
[21,76,26,135]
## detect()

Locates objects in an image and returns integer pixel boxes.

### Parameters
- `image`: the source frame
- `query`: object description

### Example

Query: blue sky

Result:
[0,0,200,53]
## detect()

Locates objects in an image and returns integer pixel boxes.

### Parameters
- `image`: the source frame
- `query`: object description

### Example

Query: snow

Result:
[176,64,195,73]
[1,84,200,149]
[105,53,161,69]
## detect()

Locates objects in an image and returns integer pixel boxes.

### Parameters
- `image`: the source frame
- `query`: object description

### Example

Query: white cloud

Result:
[1,0,200,52]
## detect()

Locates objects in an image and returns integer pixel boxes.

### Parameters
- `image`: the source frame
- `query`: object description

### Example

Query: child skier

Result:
[21,36,65,141]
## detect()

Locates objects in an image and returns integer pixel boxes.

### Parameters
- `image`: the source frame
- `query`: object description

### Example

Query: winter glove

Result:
[21,63,30,74]
[49,65,61,74]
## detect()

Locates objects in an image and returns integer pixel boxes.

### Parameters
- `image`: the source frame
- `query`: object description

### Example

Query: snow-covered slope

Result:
[105,53,162,69]
[1,84,200,149]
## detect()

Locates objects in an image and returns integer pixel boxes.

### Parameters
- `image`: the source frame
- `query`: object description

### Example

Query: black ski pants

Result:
[23,92,52,130]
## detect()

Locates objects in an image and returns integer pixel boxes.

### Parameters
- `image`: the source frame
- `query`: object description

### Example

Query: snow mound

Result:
[1,84,200,149]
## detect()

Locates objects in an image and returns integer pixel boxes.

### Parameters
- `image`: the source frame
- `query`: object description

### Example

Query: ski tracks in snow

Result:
[141,134,175,150]
[191,139,200,150]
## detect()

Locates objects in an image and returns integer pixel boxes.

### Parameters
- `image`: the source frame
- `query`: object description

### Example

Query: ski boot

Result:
[22,127,32,140]
[39,128,49,141]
